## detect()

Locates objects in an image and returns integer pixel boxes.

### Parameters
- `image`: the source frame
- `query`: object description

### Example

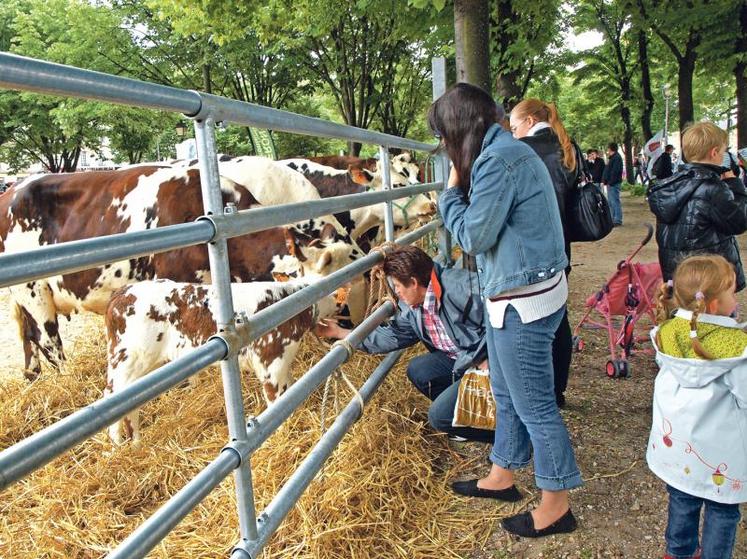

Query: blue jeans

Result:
[406,351,457,401]
[607,182,623,224]
[666,485,741,559]
[428,380,496,443]
[487,306,583,491]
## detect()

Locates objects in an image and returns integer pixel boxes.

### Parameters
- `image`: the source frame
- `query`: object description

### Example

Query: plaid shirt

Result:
[421,273,459,359]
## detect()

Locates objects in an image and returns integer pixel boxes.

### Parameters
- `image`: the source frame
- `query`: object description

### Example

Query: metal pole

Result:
[193,116,258,542]
[378,145,395,242]
[663,85,670,147]
[431,57,452,266]
[232,350,404,559]
[0,340,226,491]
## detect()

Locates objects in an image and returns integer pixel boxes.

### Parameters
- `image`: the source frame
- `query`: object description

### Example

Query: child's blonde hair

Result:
[656,254,736,359]
[682,121,727,163]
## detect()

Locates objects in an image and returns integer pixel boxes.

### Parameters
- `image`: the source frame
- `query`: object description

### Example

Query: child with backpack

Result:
[648,254,747,559]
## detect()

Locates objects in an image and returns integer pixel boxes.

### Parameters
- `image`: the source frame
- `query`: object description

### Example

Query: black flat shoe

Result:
[501,509,577,538]
[451,479,523,502]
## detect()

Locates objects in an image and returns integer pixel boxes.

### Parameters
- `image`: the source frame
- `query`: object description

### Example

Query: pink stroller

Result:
[572,224,662,378]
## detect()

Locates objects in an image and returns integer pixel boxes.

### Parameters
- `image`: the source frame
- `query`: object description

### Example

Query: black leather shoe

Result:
[501,509,577,538]
[451,479,523,502]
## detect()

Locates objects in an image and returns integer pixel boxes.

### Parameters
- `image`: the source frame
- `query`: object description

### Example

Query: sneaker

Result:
[448,434,468,442]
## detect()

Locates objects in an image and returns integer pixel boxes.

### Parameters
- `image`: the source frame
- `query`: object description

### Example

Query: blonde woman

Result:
[509,99,581,408]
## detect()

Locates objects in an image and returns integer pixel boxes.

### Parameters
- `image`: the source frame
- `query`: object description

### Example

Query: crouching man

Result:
[316,245,493,442]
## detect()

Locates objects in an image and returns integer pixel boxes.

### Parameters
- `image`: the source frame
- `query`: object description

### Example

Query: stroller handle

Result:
[642,223,654,246]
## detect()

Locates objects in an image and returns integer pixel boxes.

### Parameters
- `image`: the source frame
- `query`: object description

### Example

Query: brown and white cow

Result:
[104,278,343,443]
[279,159,436,240]
[0,162,362,381]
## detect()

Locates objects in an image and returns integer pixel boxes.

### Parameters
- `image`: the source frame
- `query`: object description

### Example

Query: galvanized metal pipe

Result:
[0,52,200,114]
[0,181,441,292]
[105,304,395,559]
[106,448,241,559]
[236,221,440,346]
[378,146,395,242]
[0,339,226,491]
[0,53,435,152]
[0,221,214,289]
[231,350,404,559]
[435,152,453,267]
[204,182,442,241]
[241,303,395,456]
[193,93,433,152]
[193,117,259,541]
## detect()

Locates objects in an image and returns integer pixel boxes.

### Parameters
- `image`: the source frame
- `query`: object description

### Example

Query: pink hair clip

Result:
[695,291,705,301]
[666,280,673,288]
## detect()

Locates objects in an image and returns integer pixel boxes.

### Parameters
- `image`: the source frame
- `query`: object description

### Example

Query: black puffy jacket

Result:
[520,127,579,265]
[647,163,747,291]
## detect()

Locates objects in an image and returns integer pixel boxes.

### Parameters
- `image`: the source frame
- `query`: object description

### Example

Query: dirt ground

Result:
[0,190,745,558]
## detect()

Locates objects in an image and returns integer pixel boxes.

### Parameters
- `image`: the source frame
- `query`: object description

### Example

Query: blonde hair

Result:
[656,254,736,359]
[512,98,576,171]
[682,121,727,163]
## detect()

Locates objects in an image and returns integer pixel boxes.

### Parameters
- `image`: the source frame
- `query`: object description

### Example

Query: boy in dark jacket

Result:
[647,121,747,291]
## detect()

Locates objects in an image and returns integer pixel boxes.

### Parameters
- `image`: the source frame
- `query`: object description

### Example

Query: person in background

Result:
[648,254,747,559]
[587,149,605,184]
[601,142,624,226]
[509,98,578,408]
[648,121,747,292]
[653,144,674,180]
[315,245,489,442]
[432,82,581,538]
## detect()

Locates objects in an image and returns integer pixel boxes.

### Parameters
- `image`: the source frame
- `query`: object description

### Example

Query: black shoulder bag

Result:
[567,143,614,242]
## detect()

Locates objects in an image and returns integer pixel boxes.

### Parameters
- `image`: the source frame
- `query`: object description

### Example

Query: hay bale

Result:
[0,319,511,558]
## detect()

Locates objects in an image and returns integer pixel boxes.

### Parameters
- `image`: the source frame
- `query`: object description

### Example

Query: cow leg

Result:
[258,342,301,404]
[106,358,151,445]
[11,283,65,380]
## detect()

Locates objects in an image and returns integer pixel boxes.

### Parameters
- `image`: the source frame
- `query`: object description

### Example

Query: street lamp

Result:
[175,121,187,138]
[662,84,671,145]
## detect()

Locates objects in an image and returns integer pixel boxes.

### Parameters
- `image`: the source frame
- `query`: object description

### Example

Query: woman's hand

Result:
[477,359,489,370]
[448,165,460,188]
[722,170,736,180]
[314,318,348,340]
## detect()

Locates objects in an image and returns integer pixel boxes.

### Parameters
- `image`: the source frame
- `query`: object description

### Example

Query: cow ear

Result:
[284,228,297,257]
[348,167,370,185]
[320,222,337,241]
[361,168,375,182]
[284,228,309,262]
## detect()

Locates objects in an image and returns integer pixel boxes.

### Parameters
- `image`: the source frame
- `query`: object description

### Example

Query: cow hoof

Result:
[23,369,40,382]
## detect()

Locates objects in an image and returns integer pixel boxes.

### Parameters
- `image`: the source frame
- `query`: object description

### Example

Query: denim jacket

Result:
[439,124,567,297]
[358,263,487,374]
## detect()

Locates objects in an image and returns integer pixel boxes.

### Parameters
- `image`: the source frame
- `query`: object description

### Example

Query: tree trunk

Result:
[454,0,491,91]
[454,0,490,271]
[495,70,522,112]
[202,64,212,94]
[736,0,747,149]
[677,55,696,143]
[621,79,635,184]
[638,30,654,141]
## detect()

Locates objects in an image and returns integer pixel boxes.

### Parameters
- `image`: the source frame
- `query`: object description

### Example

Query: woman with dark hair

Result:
[509,98,580,409]
[430,83,582,538]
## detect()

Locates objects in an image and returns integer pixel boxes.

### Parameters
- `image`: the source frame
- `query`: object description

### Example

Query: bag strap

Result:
[571,140,592,189]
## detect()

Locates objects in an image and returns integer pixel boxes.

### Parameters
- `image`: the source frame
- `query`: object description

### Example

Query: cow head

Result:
[284,218,363,277]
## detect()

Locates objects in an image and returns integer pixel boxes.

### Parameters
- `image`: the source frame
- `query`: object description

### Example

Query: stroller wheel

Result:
[606,360,618,378]
[617,360,630,378]
[606,359,629,379]
[572,336,585,353]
